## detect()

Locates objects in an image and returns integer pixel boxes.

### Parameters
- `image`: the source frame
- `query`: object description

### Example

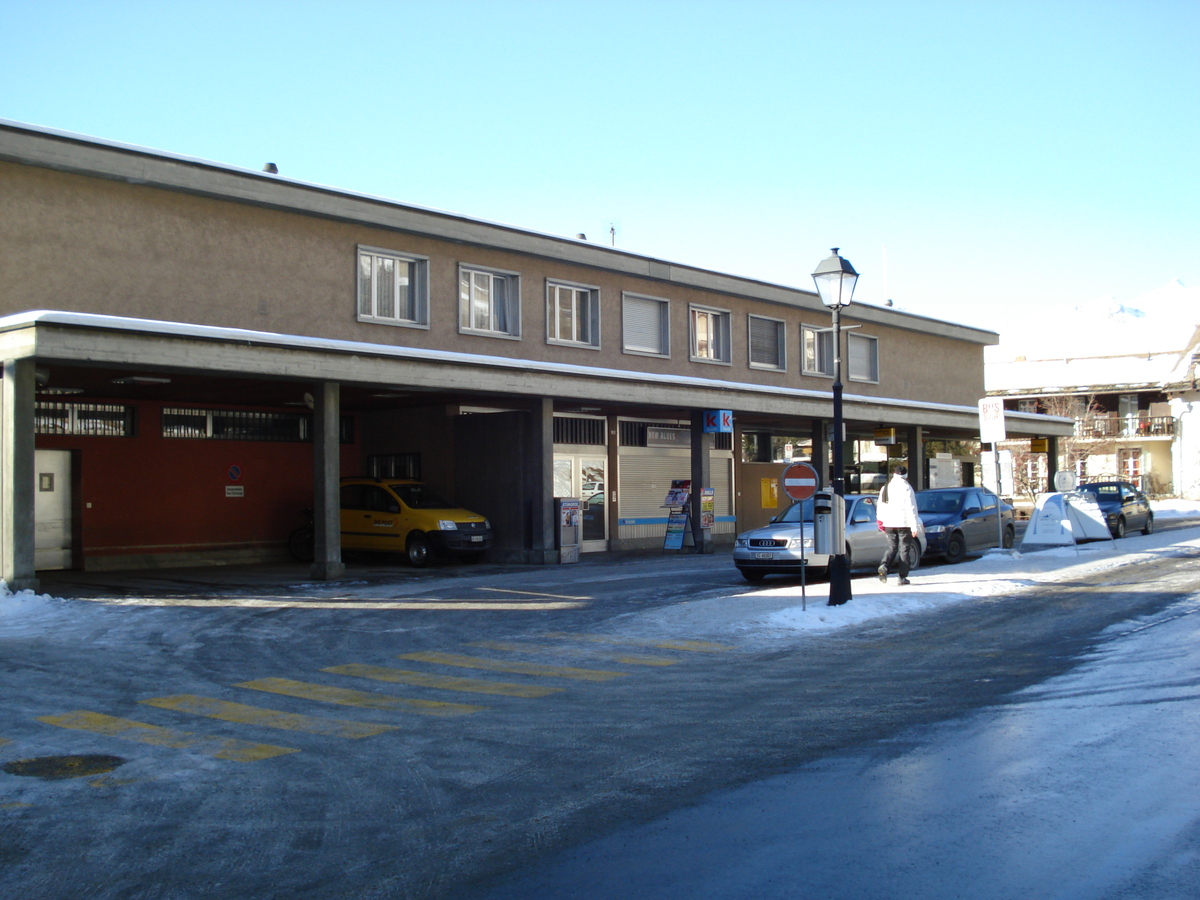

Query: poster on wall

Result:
[662,479,691,508]
[980,450,1015,496]
[700,487,715,529]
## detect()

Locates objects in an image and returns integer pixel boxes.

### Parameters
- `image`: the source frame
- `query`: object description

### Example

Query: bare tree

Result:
[1003,394,1117,501]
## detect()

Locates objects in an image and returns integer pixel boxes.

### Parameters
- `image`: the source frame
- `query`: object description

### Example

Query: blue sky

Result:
[2,0,1196,333]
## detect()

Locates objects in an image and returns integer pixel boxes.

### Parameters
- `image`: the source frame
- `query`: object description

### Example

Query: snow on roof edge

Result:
[3,309,1011,420]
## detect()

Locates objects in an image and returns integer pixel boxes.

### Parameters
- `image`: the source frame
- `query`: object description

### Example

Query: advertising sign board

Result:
[702,410,734,433]
[663,510,689,550]
[981,450,1014,496]
[700,488,715,529]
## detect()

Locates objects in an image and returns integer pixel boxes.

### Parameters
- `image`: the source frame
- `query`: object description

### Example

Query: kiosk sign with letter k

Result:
[703,410,733,433]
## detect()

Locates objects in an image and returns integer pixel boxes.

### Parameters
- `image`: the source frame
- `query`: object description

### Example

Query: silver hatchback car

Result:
[733,494,926,582]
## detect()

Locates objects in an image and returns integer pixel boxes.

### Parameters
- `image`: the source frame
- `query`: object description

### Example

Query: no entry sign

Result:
[782,462,820,501]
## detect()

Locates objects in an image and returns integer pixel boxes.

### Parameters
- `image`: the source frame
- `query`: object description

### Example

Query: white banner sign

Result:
[981,450,1014,496]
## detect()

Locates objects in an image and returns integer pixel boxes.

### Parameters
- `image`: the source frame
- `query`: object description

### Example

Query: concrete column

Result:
[526,398,557,564]
[309,381,345,581]
[811,418,829,491]
[906,425,926,490]
[1,358,38,591]
[1046,436,1060,492]
[689,411,713,554]
[606,414,620,549]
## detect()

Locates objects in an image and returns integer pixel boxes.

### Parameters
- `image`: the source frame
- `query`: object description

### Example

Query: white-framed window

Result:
[357,246,429,328]
[690,305,732,364]
[459,265,521,338]
[547,280,600,348]
[848,332,879,383]
[622,292,670,357]
[1118,447,1142,487]
[748,315,786,370]
[802,324,834,377]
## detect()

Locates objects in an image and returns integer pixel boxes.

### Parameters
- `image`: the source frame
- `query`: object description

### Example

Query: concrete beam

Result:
[0,316,1072,439]
[8,319,1053,438]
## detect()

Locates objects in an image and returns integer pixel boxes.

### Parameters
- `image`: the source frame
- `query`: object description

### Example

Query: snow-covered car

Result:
[733,494,925,582]
[915,487,1015,563]
[1073,481,1153,537]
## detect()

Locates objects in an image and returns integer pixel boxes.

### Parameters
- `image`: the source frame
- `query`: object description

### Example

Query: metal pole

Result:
[828,305,852,606]
[993,441,1004,550]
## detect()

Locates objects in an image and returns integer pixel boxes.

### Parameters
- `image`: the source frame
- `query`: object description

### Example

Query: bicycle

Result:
[287,509,315,563]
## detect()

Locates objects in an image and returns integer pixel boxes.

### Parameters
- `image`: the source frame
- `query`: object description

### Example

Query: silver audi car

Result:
[733,494,926,582]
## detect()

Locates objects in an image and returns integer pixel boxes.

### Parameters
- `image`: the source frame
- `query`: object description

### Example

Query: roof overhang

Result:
[0,310,1066,438]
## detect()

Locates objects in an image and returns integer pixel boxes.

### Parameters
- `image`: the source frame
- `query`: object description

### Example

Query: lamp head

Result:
[811,248,859,309]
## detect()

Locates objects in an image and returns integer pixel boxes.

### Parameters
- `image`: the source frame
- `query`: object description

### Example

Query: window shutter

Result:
[624,297,665,354]
[848,334,878,381]
[749,317,781,367]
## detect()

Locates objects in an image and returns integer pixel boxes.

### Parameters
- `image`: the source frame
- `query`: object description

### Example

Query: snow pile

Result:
[753,527,1200,636]
[1147,499,1200,519]
[622,501,1200,642]
[4,501,1199,645]
[0,580,72,635]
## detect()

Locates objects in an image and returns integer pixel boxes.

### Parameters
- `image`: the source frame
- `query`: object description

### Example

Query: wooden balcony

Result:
[1076,415,1176,440]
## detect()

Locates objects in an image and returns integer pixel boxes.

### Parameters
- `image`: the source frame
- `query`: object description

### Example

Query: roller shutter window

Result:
[618,454,733,517]
[748,315,785,370]
[848,333,879,382]
[623,294,669,356]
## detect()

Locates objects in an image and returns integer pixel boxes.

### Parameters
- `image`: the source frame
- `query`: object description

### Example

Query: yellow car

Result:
[338,477,492,566]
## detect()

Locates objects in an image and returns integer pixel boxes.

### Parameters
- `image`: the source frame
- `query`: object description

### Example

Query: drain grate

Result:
[3,755,127,780]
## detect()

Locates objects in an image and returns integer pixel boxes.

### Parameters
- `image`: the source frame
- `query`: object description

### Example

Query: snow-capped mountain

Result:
[986,279,1199,363]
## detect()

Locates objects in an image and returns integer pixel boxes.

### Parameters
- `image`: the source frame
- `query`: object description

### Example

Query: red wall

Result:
[36,403,359,566]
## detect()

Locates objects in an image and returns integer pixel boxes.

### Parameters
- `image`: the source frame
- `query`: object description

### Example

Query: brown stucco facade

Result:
[0,157,988,405]
[0,120,1071,587]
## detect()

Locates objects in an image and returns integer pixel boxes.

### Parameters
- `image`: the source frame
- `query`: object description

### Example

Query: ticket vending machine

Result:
[556,498,582,564]
[813,490,846,557]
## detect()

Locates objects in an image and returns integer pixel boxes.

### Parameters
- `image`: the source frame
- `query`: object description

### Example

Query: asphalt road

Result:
[4,527,1199,899]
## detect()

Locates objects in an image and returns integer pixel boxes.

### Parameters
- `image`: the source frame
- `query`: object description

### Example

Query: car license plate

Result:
[471,535,484,542]
[754,552,774,559]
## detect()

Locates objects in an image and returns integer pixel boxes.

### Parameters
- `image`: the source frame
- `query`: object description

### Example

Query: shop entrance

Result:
[553,455,608,551]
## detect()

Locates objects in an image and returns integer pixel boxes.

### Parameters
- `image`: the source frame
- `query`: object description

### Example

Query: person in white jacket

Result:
[875,465,924,585]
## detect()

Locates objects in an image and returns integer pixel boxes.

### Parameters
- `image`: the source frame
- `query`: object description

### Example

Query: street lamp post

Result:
[812,248,859,607]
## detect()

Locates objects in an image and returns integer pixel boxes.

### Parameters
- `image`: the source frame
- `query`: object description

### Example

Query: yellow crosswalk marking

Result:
[140,695,396,739]
[397,651,628,681]
[475,587,592,601]
[234,678,484,716]
[542,633,732,652]
[467,640,679,667]
[323,664,562,698]
[81,597,585,610]
[37,711,298,762]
